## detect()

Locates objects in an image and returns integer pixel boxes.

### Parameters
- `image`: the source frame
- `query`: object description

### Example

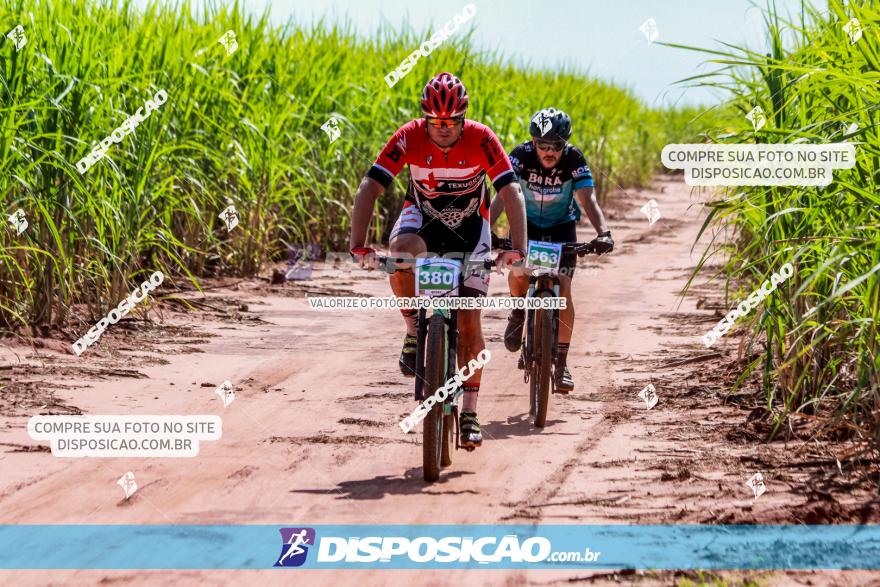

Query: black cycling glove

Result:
[590,230,614,254]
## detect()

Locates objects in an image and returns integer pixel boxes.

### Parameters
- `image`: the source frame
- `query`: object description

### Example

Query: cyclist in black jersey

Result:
[489,108,613,392]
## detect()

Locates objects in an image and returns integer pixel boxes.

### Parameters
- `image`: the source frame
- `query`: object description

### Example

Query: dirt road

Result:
[1,174,877,586]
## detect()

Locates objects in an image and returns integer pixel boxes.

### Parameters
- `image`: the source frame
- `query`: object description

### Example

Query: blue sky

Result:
[139,0,809,106]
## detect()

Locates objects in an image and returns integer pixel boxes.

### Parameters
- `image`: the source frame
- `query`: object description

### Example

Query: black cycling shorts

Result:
[526,220,578,277]
[389,202,491,297]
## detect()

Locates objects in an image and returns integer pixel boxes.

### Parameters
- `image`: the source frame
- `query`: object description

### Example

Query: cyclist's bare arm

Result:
[349,176,386,267]
[496,182,528,266]
[575,186,609,234]
[489,192,506,226]
[350,176,385,247]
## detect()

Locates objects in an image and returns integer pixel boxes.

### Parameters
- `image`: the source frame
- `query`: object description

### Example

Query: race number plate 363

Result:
[525,240,562,271]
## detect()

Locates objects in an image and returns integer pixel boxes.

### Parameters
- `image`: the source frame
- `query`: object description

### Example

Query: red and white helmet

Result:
[420,72,469,118]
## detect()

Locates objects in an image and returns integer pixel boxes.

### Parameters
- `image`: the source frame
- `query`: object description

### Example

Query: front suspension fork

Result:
[415,307,427,402]
[522,277,560,382]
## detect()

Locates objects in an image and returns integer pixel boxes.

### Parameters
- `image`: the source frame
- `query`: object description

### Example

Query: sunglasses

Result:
[425,116,464,129]
[534,140,566,152]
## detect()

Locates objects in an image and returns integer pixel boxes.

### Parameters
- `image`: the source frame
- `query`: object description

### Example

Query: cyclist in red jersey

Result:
[349,72,528,448]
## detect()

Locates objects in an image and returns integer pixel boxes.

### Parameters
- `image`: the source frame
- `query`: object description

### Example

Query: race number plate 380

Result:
[415,258,461,297]
[526,240,562,271]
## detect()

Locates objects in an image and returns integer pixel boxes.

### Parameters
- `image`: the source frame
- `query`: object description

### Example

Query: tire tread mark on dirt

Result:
[501,417,618,522]
[265,434,408,445]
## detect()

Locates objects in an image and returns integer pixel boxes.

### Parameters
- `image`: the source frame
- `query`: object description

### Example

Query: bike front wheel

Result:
[533,295,554,428]
[423,313,447,482]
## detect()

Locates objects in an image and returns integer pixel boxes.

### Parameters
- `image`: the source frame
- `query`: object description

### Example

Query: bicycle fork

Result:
[415,307,464,448]
[415,308,457,401]
[522,275,560,383]
[415,307,428,402]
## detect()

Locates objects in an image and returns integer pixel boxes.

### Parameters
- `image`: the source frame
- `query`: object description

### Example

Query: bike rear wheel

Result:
[423,313,447,482]
[528,308,536,416]
[533,294,554,428]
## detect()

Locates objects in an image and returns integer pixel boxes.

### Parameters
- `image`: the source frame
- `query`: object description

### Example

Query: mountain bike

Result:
[376,254,496,482]
[494,237,597,428]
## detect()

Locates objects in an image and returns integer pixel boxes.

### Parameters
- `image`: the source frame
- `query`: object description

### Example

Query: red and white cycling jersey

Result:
[367,118,515,255]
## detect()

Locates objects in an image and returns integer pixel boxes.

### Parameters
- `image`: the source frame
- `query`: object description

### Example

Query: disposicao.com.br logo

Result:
[272,526,602,568]
[275,527,316,567]
[2,523,878,570]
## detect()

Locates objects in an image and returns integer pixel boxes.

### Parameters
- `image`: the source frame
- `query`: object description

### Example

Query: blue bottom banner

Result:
[0,524,878,569]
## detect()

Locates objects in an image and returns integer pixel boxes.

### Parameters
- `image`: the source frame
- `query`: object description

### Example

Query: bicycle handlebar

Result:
[374,255,497,274]
[492,236,597,257]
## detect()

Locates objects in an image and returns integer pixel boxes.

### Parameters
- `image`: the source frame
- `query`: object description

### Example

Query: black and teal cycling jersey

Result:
[508,141,595,228]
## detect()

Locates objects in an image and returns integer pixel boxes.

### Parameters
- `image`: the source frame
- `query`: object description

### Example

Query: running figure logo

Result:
[117,471,137,499]
[746,472,766,499]
[219,205,239,232]
[214,380,235,407]
[746,106,766,132]
[638,383,659,410]
[6,25,27,51]
[275,528,316,567]
[218,30,238,55]
[843,18,863,44]
[640,199,661,225]
[8,209,28,235]
[531,109,554,137]
[321,117,341,143]
[639,18,659,43]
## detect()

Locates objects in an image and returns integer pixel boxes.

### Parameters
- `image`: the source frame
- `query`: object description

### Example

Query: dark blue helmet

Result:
[529,107,572,142]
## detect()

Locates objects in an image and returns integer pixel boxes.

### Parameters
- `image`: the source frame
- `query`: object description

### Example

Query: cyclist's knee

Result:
[389,233,426,256]
[389,234,427,272]
[508,267,529,286]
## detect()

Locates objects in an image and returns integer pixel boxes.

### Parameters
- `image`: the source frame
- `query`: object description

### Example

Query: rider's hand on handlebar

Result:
[496,249,525,272]
[350,246,378,270]
[590,231,614,255]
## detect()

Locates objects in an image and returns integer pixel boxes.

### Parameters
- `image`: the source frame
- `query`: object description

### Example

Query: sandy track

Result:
[1,175,878,586]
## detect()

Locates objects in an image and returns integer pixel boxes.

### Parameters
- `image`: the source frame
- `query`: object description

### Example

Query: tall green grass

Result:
[680,0,879,458]
[1,0,693,332]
